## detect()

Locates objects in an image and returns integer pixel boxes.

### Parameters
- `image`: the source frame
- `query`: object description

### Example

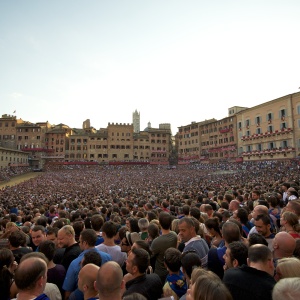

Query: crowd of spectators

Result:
[0,166,32,182]
[0,159,299,300]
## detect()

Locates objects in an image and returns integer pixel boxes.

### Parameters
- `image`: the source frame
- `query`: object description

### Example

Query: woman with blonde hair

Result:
[274,257,300,281]
[280,211,300,238]
[190,267,214,284]
[0,222,19,239]
[187,267,232,300]
[171,218,180,234]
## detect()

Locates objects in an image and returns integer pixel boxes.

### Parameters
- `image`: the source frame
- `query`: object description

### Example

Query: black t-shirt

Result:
[61,243,81,271]
[223,265,276,300]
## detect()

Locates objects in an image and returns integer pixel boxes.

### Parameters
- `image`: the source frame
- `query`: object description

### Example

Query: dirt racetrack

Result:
[0,172,42,189]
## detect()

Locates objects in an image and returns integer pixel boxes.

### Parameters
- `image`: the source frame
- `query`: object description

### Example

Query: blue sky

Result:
[1,0,300,134]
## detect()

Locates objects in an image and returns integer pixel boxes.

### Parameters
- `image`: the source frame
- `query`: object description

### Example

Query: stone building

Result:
[237,92,300,161]
[0,147,28,169]
[177,91,300,162]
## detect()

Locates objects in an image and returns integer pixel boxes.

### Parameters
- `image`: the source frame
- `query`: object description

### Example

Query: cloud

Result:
[9,92,23,98]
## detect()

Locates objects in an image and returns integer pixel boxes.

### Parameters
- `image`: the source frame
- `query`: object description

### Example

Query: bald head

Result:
[78,263,99,293]
[57,225,76,248]
[255,205,268,213]
[273,232,296,258]
[14,257,47,291]
[96,261,124,298]
[252,205,268,218]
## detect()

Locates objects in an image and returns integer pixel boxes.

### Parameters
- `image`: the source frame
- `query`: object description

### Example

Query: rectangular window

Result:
[256,116,261,125]
[280,109,286,118]
[267,113,272,122]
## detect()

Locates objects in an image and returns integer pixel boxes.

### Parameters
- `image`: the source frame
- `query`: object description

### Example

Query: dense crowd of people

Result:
[0,166,32,182]
[0,159,300,300]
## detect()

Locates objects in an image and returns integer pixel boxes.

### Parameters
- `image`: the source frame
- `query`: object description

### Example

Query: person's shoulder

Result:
[147,272,161,279]
[223,266,244,279]
[54,263,66,272]
[44,283,60,300]
[66,243,80,252]
[33,293,51,300]
[95,243,105,250]
[208,246,218,255]
[169,230,178,235]
[150,235,160,246]
[97,249,112,260]
[163,231,178,240]
[12,247,32,254]
[68,254,82,269]
[146,273,163,285]
[189,238,209,249]
[169,231,178,238]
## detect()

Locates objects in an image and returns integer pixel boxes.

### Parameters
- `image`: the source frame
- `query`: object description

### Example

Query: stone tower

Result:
[132,109,140,133]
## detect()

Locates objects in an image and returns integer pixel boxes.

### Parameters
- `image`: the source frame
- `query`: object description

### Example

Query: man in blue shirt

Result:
[63,229,111,300]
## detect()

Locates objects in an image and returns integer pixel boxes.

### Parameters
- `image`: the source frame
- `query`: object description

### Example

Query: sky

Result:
[1,0,300,135]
